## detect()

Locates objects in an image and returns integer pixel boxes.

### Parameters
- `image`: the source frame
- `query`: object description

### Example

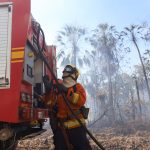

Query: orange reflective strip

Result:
[11,51,24,59]
[12,47,24,51]
[11,60,23,63]
[11,47,25,63]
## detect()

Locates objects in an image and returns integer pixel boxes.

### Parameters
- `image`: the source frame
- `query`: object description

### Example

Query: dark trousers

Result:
[53,126,92,150]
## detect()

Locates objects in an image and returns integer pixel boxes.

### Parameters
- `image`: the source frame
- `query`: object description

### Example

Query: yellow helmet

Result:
[63,64,80,80]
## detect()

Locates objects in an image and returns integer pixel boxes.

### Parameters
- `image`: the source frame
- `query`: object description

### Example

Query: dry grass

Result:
[16,121,150,150]
[90,129,150,150]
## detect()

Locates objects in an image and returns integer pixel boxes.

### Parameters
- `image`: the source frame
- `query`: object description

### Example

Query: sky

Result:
[31,0,150,73]
[30,0,150,117]
[31,0,150,45]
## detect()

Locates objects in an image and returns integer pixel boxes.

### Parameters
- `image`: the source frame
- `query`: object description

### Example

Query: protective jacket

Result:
[44,82,86,129]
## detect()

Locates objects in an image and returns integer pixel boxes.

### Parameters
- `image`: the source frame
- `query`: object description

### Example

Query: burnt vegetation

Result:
[55,22,150,149]
[16,22,150,150]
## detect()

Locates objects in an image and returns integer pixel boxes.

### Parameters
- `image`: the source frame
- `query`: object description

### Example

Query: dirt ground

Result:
[90,129,150,150]
[16,126,150,150]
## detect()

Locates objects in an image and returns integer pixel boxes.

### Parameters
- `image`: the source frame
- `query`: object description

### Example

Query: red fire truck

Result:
[0,0,56,142]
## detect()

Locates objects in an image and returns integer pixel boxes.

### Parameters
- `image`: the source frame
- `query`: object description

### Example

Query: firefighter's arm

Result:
[35,92,51,105]
[43,92,56,107]
[69,84,86,107]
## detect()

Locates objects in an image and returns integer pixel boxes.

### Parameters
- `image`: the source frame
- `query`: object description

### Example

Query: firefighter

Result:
[43,64,92,150]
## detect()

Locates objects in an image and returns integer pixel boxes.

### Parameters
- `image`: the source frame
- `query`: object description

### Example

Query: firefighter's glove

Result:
[57,84,68,93]
[43,75,52,92]
[70,93,80,104]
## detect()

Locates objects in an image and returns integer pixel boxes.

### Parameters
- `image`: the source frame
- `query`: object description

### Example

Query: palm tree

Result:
[89,23,120,123]
[122,25,150,101]
[56,25,87,67]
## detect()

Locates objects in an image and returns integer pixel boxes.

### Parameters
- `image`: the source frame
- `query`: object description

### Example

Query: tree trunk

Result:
[107,55,115,123]
[130,89,136,120]
[134,77,142,119]
[132,33,150,101]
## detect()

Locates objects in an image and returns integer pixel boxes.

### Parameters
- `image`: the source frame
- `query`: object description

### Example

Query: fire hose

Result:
[36,23,105,150]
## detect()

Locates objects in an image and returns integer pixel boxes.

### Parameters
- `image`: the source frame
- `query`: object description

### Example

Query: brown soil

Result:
[16,127,150,150]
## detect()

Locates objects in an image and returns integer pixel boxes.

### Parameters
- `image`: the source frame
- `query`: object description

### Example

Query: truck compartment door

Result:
[0,3,12,88]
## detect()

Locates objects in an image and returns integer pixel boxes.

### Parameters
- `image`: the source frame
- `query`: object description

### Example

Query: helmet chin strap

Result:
[62,74,77,81]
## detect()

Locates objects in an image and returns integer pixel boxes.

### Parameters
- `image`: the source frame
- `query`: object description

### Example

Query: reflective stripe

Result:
[11,59,23,63]
[11,47,25,63]
[12,47,24,51]
[63,118,85,129]
[11,51,24,59]
[71,93,80,104]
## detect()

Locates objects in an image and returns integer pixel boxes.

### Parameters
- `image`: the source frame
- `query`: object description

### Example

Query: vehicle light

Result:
[21,93,26,102]
[30,120,38,126]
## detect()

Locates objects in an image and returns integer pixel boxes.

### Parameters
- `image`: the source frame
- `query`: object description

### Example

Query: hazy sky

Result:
[31,0,150,45]
[31,0,150,73]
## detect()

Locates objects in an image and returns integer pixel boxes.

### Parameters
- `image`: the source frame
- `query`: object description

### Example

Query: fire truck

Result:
[0,0,56,142]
